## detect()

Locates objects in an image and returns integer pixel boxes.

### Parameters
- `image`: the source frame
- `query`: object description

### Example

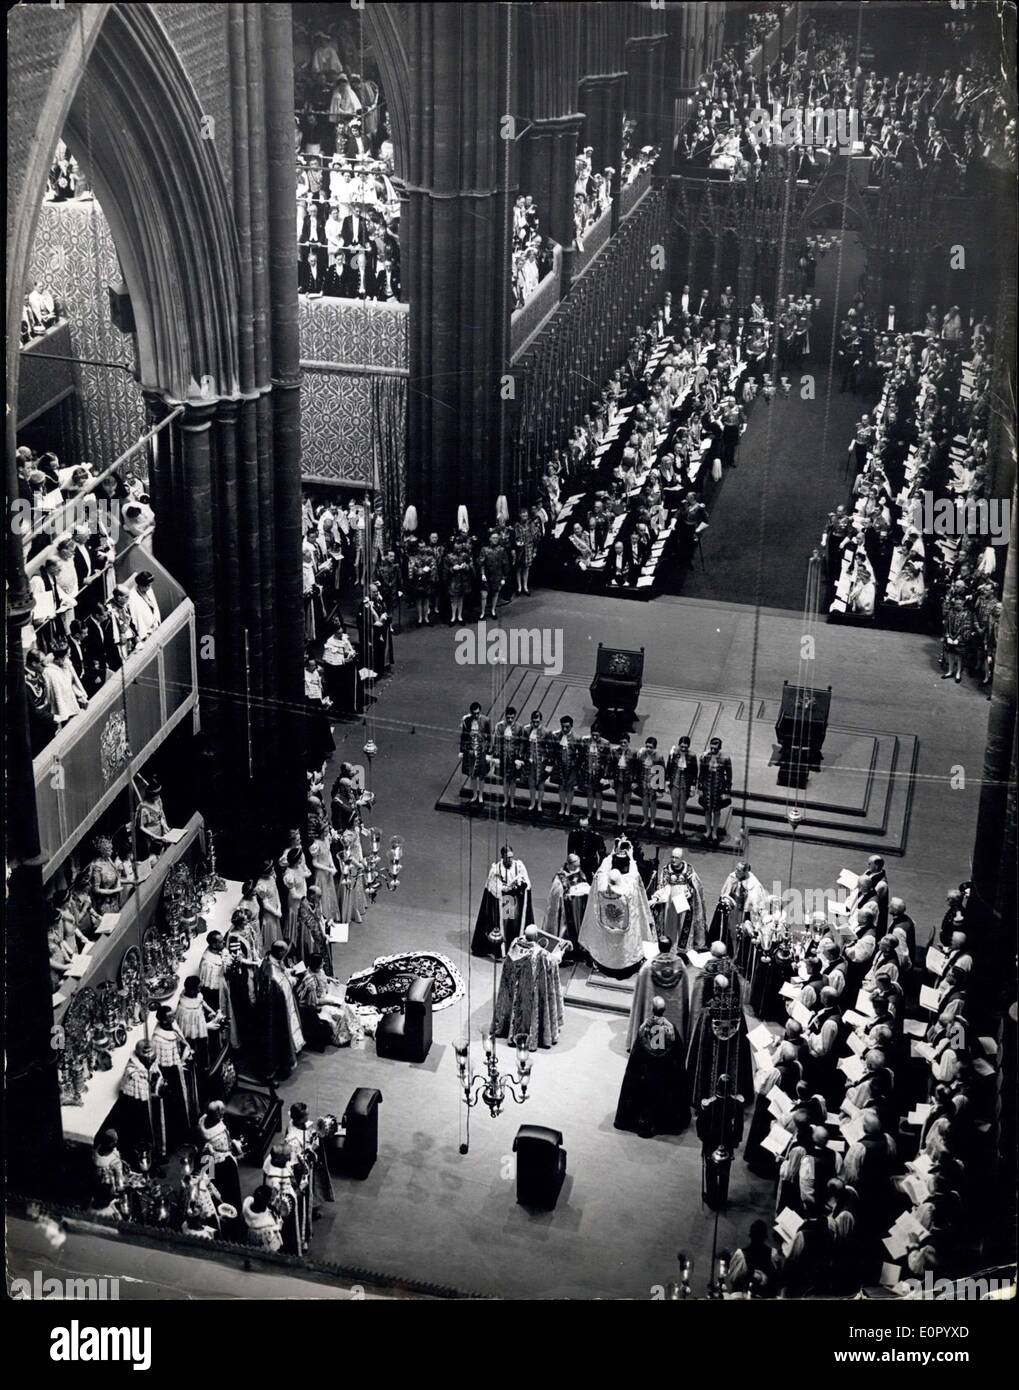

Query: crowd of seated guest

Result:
[20,446,158,753]
[824,313,1003,667]
[534,284,809,592]
[620,119,660,188]
[724,861,1001,1296]
[744,5,789,56]
[679,19,1014,185]
[292,18,400,302]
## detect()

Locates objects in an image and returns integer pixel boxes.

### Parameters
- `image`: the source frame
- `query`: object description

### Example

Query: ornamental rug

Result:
[344,951,465,1014]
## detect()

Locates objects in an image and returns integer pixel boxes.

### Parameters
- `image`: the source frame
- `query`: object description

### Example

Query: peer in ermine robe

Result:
[471,848,534,958]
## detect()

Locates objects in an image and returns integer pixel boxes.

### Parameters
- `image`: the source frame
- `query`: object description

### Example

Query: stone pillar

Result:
[520,112,585,293]
[404,2,513,529]
[180,401,218,734]
[264,1,306,831]
[624,37,654,148]
[578,72,626,183]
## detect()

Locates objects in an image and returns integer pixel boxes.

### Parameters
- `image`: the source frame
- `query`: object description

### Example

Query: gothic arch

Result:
[798,165,874,248]
[363,2,411,185]
[8,3,241,408]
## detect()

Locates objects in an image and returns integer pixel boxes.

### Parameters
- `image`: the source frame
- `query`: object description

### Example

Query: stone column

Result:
[578,72,626,175]
[521,112,585,294]
[264,1,306,830]
[404,2,514,529]
[180,401,219,736]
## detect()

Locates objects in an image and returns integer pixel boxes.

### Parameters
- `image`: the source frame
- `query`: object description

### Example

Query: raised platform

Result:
[434,668,917,855]
[562,962,637,1017]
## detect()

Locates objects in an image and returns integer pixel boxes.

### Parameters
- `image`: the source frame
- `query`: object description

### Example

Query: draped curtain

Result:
[371,373,408,546]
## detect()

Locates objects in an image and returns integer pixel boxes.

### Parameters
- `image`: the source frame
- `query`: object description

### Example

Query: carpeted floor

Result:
[676,231,873,611]
[242,579,992,1299]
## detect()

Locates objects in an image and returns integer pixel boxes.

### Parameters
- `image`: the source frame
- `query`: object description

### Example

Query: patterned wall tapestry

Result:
[298,296,408,487]
[29,201,148,476]
[299,296,408,367]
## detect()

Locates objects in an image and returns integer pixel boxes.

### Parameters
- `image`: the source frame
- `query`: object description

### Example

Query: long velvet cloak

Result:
[493,942,564,1050]
[625,952,691,1052]
[614,1017,690,1136]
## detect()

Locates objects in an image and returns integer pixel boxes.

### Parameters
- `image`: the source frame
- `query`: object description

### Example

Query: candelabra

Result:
[123,1147,175,1225]
[363,828,405,901]
[707,1250,730,1299]
[386,835,404,891]
[668,1252,693,1300]
[453,1027,533,1117]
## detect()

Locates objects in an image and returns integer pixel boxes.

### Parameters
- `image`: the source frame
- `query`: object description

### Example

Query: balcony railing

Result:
[573,203,613,281]
[52,812,206,1027]
[33,549,198,883]
[18,320,76,426]
[620,165,653,219]
[510,243,562,361]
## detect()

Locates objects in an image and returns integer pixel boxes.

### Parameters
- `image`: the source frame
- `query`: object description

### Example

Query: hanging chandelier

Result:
[363,828,404,901]
[453,1027,532,1117]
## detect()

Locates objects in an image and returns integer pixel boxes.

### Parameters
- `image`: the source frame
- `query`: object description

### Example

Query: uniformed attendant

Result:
[697,1073,745,1209]
[578,730,611,822]
[553,715,579,819]
[636,736,664,829]
[665,736,698,839]
[720,395,745,468]
[478,530,508,619]
[612,734,638,827]
[522,710,551,814]
[459,701,491,805]
[492,706,523,810]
